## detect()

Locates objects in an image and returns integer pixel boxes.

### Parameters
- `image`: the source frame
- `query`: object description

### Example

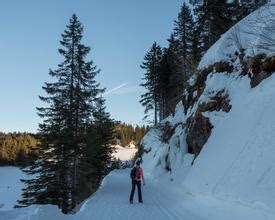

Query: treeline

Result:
[0,132,40,166]
[113,123,150,147]
[140,0,267,125]
[17,15,114,213]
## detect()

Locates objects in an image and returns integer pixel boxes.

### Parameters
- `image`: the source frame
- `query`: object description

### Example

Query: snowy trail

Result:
[75,169,189,220]
[4,169,201,220]
[1,168,274,220]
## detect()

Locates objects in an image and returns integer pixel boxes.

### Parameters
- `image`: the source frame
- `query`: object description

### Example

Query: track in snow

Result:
[75,169,189,220]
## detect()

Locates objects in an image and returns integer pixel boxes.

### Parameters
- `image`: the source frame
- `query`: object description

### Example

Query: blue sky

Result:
[0,0,182,132]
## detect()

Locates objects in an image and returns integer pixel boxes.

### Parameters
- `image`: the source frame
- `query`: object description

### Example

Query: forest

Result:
[0,132,40,166]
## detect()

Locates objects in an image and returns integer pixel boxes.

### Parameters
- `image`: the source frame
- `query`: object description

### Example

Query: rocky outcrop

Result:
[248,55,275,88]
[183,63,234,159]
[185,89,231,159]
[158,122,177,143]
[183,62,233,114]
[186,111,213,156]
[198,90,232,113]
[213,61,234,73]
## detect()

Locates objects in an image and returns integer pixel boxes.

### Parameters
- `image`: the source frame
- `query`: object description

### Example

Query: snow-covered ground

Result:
[0,167,27,211]
[112,144,137,161]
[1,168,274,220]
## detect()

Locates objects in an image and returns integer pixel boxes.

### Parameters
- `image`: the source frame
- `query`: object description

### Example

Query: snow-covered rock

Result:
[140,3,275,219]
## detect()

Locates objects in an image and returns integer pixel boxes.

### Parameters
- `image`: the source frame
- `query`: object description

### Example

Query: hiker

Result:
[129,160,145,204]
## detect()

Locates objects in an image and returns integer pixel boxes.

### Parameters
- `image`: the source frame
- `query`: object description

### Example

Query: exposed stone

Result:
[198,90,232,113]
[213,61,233,73]
[159,122,177,144]
[262,56,275,74]
[183,61,233,114]
[186,111,213,156]
[165,153,171,172]
[238,48,248,75]
[247,54,275,88]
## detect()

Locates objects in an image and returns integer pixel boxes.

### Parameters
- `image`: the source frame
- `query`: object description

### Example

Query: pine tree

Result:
[174,3,195,72]
[140,42,163,125]
[228,0,267,24]
[192,0,267,58]
[195,0,232,55]
[155,33,187,120]
[18,14,103,213]
[157,47,172,120]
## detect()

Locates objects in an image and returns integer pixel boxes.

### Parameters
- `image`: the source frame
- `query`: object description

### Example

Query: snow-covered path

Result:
[1,168,274,220]
[0,168,196,220]
[75,169,194,220]
[75,169,275,220]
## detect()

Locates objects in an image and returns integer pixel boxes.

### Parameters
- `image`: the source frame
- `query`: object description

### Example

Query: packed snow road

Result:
[0,169,198,220]
[0,168,274,220]
[75,169,198,220]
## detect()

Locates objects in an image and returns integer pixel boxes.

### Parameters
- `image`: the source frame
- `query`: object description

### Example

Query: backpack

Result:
[130,167,136,179]
[136,168,141,180]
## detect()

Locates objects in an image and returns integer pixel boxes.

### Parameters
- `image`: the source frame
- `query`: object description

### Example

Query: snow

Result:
[112,144,138,161]
[0,167,27,211]
[199,4,275,69]
[183,73,275,214]
[134,72,275,219]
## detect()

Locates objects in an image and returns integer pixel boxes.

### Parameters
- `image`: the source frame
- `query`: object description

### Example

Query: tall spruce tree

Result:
[228,0,267,24]
[140,42,162,125]
[174,3,195,72]
[195,0,232,55]
[157,35,182,120]
[151,4,196,121]
[18,14,104,213]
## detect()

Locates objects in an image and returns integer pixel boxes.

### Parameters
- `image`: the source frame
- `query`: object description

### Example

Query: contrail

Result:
[103,82,128,96]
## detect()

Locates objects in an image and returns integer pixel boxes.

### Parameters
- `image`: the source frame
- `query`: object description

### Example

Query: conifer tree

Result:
[174,3,195,73]
[228,0,267,24]
[157,48,171,120]
[195,0,231,55]
[18,14,104,213]
[140,42,163,125]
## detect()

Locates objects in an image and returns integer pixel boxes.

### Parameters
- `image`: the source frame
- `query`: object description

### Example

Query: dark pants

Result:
[130,180,142,202]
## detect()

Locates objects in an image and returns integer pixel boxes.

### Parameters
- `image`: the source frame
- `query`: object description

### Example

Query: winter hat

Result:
[136,160,141,166]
